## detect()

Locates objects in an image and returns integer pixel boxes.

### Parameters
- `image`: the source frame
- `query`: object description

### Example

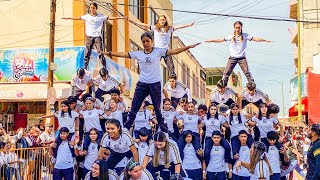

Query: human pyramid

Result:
[41,2,295,180]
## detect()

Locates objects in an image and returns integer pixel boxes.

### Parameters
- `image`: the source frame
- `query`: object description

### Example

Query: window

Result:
[129,40,142,74]
[206,75,222,86]
[182,63,187,85]
[149,7,157,25]
[186,67,190,88]
[201,82,206,98]
[130,0,145,22]
[192,74,196,96]
[102,22,112,52]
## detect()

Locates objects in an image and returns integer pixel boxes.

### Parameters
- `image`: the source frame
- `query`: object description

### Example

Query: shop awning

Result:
[0,82,71,102]
[288,98,308,116]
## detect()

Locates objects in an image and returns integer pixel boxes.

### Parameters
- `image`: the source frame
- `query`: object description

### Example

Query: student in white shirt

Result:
[104,87,127,111]
[80,97,105,151]
[235,141,273,180]
[210,79,239,107]
[176,102,202,160]
[75,128,99,179]
[119,158,154,180]
[39,123,55,146]
[84,159,118,180]
[181,130,202,180]
[205,21,272,85]
[71,68,94,97]
[232,130,251,179]
[223,103,255,157]
[162,98,180,142]
[62,2,125,69]
[135,127,150,164]
[102,99,125,129]
[93,67,125,102]
[98,119,139,169]
[142,131,182,180]
[129,15,194,77]
[100,31,200,131]
[198,104,231,166]
[51,127,76,180]
[202,131,232,180]
[240,82,271,109]
[163,75,192,108]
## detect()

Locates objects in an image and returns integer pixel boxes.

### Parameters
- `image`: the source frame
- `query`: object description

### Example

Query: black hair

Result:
[229,103,242,125]
[246,82,256,91]
[60,127,69,133]
[168,74,177,80]
[109,88,120,96]
[91,159,109,180]
[88,128,99,143]
[141,31,153,41]
[106,119,122,135]
[60,100,72,118]
[267,131,279,140]
[163,98,171,104]
[182,130,193,141]
[178,98,187,104]
[207,104,219,120]
[268,103,280,114]
[67,96,78,104]
[153,131,167,142]
[238,130,248,136]
[77,68,85,77]
[258,102,269,120]
[217,79,227,89]
[81,93,92,102]
[90,2,98,9]
[212,130,221,137]
[0,141,6,149]
[198,104,207,112]
[99,68,108,77]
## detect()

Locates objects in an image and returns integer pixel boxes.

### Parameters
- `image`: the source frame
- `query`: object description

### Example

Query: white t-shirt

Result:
[252,116,278,138]
[135,141,149,164]
[134,109,154,131]
[177,114,200,133]
[55,111,79,133]
[224,33,253,58]
[0,152,5,169]
[162,110,179,133]
[233,146,251,177]
[147,141,181,165]
[150,25,174,48]
[102,109,124,127]
[5,152,20,168]
[202,116,226,137]
[119,169,154,180]
[84,169,118,180]
[80,109,104,132]
[71,70,92,91]
[93,75,121,92]
[115,157,128,168]
[241,88,268,103]
[267,145,281,173]
[227,114,248,138]
[210,87,237,104]
[250,160,270,180]
[81,14,108,37]
[182,143,201,170]
[39,131,55,143]
[54,141,74,169]
[207,145,226,173]
[128,48,167,84]
[83,142,99,170]
[163,81,192,102]
[100,132,134,153]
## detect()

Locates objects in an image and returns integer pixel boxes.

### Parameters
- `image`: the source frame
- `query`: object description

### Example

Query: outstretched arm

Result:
[100,51,130,58]
[108,16,126,20]
[129,19,151,29]
[205,38,225,43]
[167,43,201,56]
[251,37,272,43]
[62,17,82,20]
[173,21,195,31]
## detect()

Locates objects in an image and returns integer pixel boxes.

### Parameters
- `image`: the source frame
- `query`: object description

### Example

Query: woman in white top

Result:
[100,31,200,131]
[162,98,180,142]
[119,158,154,180]
[62,2,125,69]
[142,131,182,180]
[84,159,118,180]
[102,98,125,132]
[98,119,139,169]
[129,15,194,77]
[80,97,105,151]
[205,21,272,85]
[236,141,273,180]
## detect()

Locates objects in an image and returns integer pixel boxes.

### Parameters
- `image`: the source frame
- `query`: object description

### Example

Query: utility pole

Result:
[46,0,57,124]
[297,0,302,121]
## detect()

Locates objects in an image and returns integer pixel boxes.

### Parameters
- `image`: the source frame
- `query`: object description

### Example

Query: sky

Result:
[171,0,295,117]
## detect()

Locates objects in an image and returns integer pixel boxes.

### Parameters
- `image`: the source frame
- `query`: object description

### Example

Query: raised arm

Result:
[251,37,273,43]
[108,16,126,20]
[173,21,195,31]
[129,19,151,29]
[167,42,200,56]
[62,17,82,20]
[204,38,225,43]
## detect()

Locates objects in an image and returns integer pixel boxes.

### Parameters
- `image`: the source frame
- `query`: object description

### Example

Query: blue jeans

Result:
[207,171,226,180]
[231,135,254,156]
[53,167,74,180]
[204,136,232,165]
[83,131,103,151]
[186,169,202,180]
[232,173,250,180]
[5,167,20,180]
[270,173,281,180]
[178,131,201,161]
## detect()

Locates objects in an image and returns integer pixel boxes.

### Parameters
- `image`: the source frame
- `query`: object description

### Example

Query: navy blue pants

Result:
[82,167,90,179]
[231,135,254,156]
[242,99,264,109]
[95,88,112,102]
[232,173,250,180]
[126,81,165,131]
[207,171,226,180]
[270,173,281,180]
[83,131,103,151]
[186,169,202,180]
[53,167,74,180]
[178,131,201,161]
[204,136,232,165]
[106,149,133,169]
[171,93,188,109]
[212,98,235,108]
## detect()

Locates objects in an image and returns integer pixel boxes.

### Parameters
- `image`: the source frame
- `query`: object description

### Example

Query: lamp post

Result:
[268,80,285,122]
